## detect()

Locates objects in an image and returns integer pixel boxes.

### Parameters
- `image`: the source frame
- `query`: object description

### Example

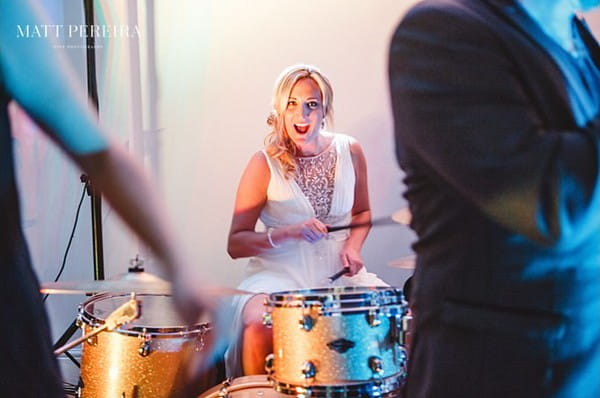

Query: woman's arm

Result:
[339,139,371,275]
[227,151,272,258]
[227,152,328,259]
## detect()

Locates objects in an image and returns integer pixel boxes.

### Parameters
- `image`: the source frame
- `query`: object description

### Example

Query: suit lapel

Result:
[485,0,599,126]
[485,0,569,66]
[575,17,600,68]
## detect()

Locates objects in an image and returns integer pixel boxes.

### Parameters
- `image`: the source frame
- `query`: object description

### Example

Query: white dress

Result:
[224,132,388,377]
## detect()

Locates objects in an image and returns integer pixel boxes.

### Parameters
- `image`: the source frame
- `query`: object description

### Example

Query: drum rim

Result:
[199,376,274,397]
[267,286,405,309]
[271,372,405,397]
[78,292,208,335]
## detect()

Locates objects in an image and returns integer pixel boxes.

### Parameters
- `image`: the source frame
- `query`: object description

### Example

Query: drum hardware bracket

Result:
[395,346,408,371]
[54,294,140,356]
[138,339,152,357]
[195,330,206,352]
[368,356,384,376]
[302,360,317,379]
[299,301,320,329]
[217,378,232,398]
[322,295,335,312]
[390,314,402,345]
[369,291,383,308]
[262,311,273,327]
[264,353,275,374]
[326,338,355,353]
[402,315,412,340]
[86,334,98,347]
[299,314,315,331]
[366,309,382,327]
[138,329,152,357]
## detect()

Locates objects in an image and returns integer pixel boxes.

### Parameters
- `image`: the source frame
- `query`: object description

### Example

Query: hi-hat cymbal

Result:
[388,255,416,270]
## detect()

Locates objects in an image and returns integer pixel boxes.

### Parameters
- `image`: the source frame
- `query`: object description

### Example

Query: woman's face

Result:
[283,77,324,154]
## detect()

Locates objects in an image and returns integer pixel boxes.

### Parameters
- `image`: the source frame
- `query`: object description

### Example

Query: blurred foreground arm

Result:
[0,0,212,325]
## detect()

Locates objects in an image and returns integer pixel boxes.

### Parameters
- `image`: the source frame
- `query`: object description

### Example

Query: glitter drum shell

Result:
[264,286,409,397]
[78,293,209,397]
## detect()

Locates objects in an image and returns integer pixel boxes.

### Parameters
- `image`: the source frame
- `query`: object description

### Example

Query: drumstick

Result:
[328,267,350,283]
[326,216,397,232]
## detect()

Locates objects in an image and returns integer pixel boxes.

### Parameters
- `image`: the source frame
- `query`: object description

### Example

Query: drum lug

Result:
[302,360,317,379]
[321,295,334,316]
[400,314,412,345]
[369,356,384,375]
[217,378,232,398]
[366,309,382,327]
[265,353,275,374]
[390,314,402,344]
[262,312,273,328]
[138,331,152,357]
[298,314,314,331]
[397,346,408,371]
[390,312,413,346]
[86,334,97,347]
[138,340,152,357]
[195,329,206,352]
[262,297,273,328]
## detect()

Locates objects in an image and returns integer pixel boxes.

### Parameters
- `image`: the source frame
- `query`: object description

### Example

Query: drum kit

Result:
[43,281,411,397]
[199,287,410,397]
[42,209,414,397]
[42,268,217,397]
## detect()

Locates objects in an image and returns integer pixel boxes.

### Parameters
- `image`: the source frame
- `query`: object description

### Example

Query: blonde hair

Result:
[265,64,334,179]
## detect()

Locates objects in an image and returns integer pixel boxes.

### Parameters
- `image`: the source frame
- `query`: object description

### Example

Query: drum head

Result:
[199,376,286,397]
[80,293,208,334]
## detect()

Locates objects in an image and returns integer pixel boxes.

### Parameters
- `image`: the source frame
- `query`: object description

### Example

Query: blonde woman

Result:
[225,64,387,377]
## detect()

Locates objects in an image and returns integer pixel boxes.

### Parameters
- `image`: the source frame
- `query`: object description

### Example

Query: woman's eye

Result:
[287,100,297,107]
[308,101,319,109]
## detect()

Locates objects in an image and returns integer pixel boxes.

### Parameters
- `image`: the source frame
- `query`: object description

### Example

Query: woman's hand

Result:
[287,217,328,243]
[340,245,364,276]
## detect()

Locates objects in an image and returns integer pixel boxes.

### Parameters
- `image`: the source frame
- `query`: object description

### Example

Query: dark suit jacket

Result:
[0,79,64,398]
[389,0,600,396]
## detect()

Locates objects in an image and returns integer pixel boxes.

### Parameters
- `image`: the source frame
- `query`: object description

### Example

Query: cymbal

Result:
[388,255,416,270]
[391,207,412,225]
[40,270,253,296]
[40,279,172,295]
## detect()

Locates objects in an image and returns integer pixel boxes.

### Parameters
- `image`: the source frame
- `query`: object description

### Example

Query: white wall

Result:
[155,0,420,289]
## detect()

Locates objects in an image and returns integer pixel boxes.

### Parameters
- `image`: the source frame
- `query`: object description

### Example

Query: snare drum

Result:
[78,293,209,398]
[264,286,408,397]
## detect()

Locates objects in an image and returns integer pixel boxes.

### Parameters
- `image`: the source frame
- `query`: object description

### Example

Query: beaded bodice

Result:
[294,145,337,221]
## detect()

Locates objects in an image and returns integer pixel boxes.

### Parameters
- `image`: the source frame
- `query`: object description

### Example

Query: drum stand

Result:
[53,321,82,367]
[51,174,104,368]
[51,0,104,370]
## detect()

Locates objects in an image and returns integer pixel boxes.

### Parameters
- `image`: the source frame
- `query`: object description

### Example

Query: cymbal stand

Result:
[52,0,103,369]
